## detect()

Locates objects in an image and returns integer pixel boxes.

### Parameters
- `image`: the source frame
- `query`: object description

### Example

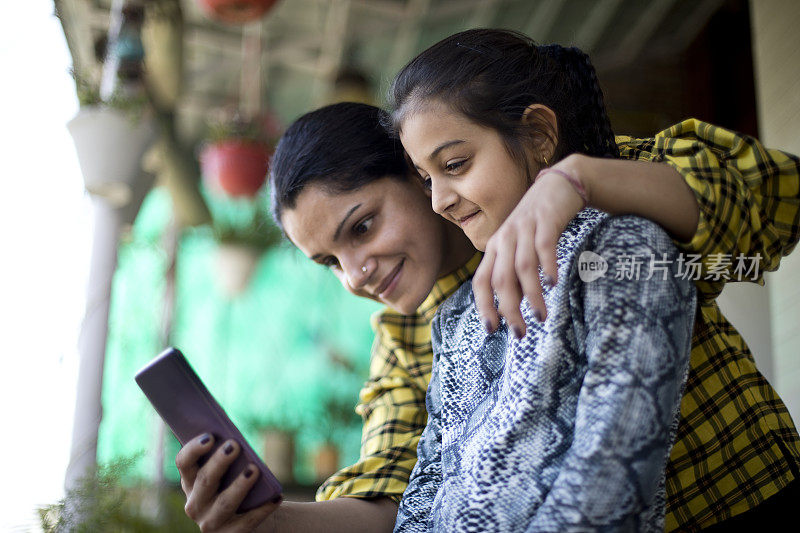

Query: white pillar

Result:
[64,200,123,490]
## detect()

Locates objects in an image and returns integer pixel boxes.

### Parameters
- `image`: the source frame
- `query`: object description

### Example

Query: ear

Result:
[521,104,558,163]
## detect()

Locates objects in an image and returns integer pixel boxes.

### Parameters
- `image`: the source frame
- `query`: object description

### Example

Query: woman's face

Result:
[400,105,532,251]
[281,177,454,314]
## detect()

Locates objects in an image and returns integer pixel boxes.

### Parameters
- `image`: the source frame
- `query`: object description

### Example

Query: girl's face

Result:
[281,177,458,314]
[400,105,533,251]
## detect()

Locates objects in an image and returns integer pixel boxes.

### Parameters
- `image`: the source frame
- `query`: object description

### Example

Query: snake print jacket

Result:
[395,211,696,532]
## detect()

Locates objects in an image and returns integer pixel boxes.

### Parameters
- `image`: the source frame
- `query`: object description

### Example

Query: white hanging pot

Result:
[67,105,157,207]
[215,242,262,297]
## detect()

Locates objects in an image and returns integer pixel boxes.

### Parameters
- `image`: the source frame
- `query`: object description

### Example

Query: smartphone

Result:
[135,347,282,512]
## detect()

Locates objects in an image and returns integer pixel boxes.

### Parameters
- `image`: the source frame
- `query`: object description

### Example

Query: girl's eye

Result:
[421,176,432,191]
[353,216,373,236]
[445,159,466,173]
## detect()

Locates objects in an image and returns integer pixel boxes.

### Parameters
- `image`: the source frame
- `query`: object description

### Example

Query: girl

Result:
[390,31,695,531]
[175,94,800,530]
[388,29,800,531]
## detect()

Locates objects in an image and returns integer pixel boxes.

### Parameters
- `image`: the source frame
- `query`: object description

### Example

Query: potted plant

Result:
[260,426,297,484]
[39,457,197,532]
[200,113,279,198]
[196,0,280,24]
[212,208,281,297]
[311,345,362,482]
[67,71,157,207]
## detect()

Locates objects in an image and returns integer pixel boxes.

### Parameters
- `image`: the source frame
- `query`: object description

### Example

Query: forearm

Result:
[259,497,397,533]
[566,153,700,242]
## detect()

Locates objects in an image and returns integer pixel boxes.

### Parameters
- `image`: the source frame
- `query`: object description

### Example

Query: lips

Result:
[456,210,480,226]
[376,259,404,298]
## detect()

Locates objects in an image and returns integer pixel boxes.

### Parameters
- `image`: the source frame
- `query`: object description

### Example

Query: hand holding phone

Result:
[135,347,282,512]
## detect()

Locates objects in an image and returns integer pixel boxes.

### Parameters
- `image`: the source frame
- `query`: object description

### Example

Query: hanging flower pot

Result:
[67,105,157,207]
[214,241,263,297]
[260,428,296,484]
[212,210,280,297]
[200,140,271,197]
[197,0,280,24]
[312,442,340,482]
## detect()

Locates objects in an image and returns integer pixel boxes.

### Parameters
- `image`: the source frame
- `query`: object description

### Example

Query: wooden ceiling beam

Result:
[311,0,354,106]
[573,0,623,52]
[351,0,406,19]
[388,0,432,74]
[427,0,486,23]
[467,0,501,29]
[598,0,680,70]
[660,0,725,53]
[523,0,566,43]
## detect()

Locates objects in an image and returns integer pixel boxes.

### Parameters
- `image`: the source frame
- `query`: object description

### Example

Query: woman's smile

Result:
[456,210,481,227]
[376,259,404,299]
[281,178,463,314]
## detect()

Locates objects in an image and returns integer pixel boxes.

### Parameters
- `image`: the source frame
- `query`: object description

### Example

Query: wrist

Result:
[561,153,593,206]
[537,157,589,208]
[257,502,284,533]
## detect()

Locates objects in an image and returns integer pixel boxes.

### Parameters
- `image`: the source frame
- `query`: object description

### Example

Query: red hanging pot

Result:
[197,0,280,24]
[200,140,271,197]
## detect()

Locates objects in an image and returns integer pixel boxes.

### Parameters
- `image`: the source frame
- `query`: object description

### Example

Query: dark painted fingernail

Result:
[199,434,211,445]
[513,326,524,339]
[223,442,234,455]
[533,309,543,322]
[542,274,554,288]
[244,466,255,478]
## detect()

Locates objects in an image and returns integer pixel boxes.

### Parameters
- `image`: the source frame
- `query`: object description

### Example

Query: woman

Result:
[176,95,799,530]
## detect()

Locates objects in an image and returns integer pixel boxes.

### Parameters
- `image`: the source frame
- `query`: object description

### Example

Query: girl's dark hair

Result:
[270,102,407,228]
[388,28,618,168]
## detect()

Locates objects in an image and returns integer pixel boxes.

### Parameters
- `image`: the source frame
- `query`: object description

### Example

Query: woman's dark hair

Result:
[270,102,407,228]
[388,28,618,169]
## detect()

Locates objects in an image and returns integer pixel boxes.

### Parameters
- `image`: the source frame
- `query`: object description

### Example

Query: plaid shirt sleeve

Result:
[616,118,800,301]
[315,253,482,503]
[619,120,800,530]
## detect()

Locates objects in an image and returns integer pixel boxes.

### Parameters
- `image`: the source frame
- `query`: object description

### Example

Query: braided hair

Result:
[388,29,618,171]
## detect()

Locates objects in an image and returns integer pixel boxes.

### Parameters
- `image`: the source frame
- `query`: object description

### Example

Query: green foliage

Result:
[212,207,282,252]
[38,457,197,533]
[204,185,282,251]
[206,113,271,145]
[69,67,150,121]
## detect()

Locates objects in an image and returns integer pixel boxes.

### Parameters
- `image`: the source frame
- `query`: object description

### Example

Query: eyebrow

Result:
[429,139,465,160]
[310,203,362,261]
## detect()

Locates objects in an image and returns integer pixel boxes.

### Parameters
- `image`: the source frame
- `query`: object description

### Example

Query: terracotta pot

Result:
[313,443,340,482]
[260,429,295,484]
[200,140,271,197]
[197,0,280,24]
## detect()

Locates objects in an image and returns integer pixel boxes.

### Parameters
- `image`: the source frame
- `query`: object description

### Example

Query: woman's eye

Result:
[353,217,373,236]
[421,177,432,191]
[322,257,340,269]
[445,159,466,173]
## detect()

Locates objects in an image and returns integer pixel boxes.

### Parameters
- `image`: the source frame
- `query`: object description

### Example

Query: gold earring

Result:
[543,156,549,167]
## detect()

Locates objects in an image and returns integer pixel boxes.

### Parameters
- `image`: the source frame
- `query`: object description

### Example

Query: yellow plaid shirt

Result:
[316,119,800,531]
